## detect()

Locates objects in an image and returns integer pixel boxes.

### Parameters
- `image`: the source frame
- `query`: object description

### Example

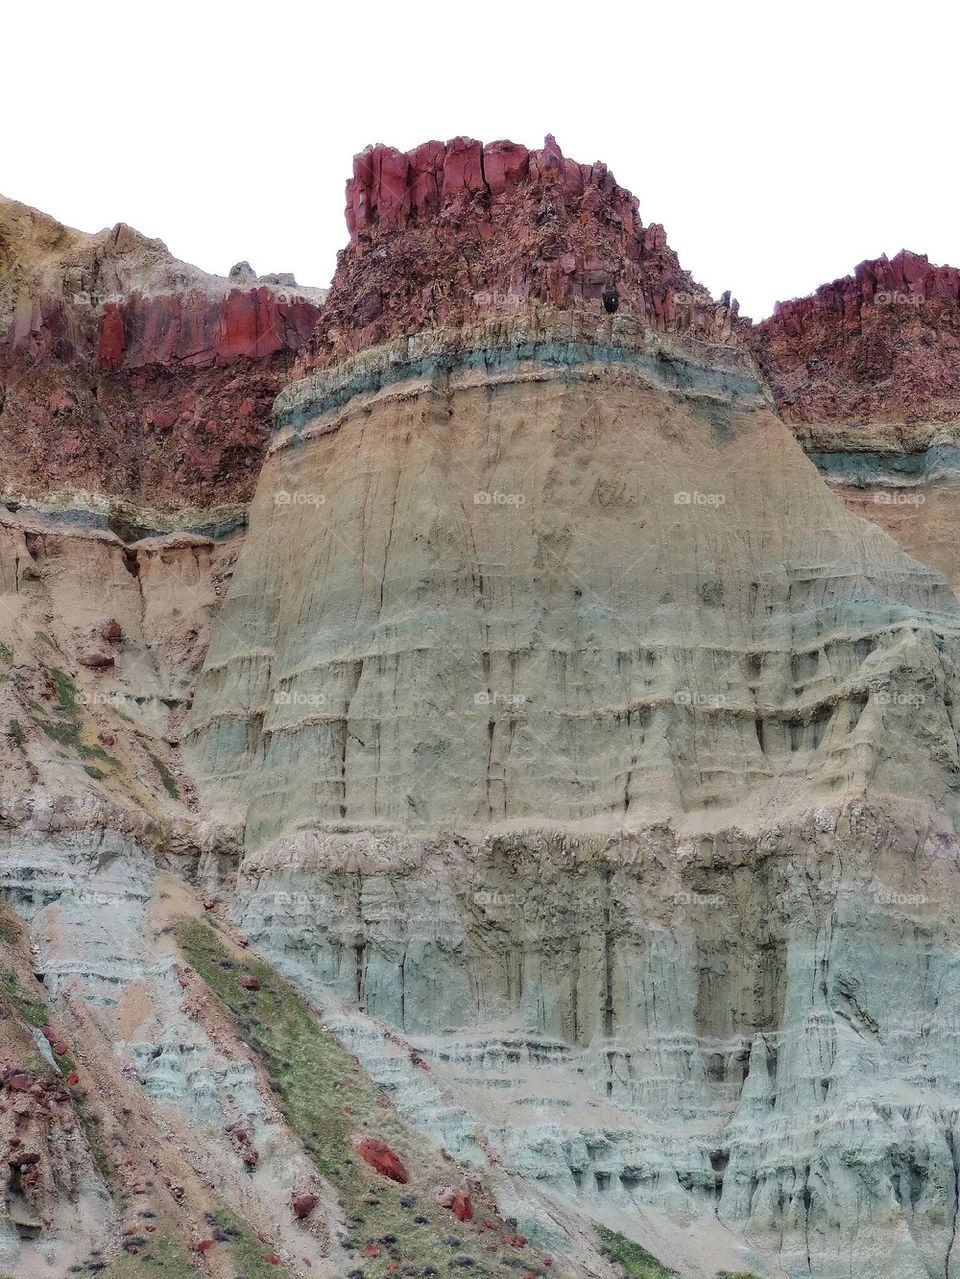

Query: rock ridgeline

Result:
[0,198,326,516]
[304,134,744,369]
[93,284,319,372]
[753,249,960,424]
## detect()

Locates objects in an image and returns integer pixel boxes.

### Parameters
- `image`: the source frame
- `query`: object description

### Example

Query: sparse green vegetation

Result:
[209,1209,294,1278]
[8,718,25,747]
[32,668,120,776]
[0,917,18,944]
[715,1273,764,1278]
[599,1226,679,1278]
[3,972,49,1027]
[0,641,13,663]
[36,667,83,749]
[146,749,179,798]
[50,667,79,716]
[175,918,520,1278]
[73,1091,114,1186]
[72,1236,198,1277]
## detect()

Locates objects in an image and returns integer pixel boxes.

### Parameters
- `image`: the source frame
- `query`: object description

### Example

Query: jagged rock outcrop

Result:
[753,250,960,425]
[0,196,326,520]
[753,251,960,593]
[306,134,743,369]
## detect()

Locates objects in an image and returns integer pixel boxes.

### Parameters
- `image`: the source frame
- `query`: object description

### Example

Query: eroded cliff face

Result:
[307,134,744,369]
[4,137,960,1279]
[186,309,958,842]
[752,250,960,593]
[182,290,960,1275]
[0,195,325,523]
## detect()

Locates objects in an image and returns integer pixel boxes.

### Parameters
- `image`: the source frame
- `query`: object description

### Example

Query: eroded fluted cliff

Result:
[4,136,960,1279]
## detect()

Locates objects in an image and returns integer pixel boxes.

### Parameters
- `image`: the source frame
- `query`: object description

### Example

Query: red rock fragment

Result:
[292,1191,318,1220]
[66,1072,80,1085]
[356,1136,408,1184]
[240,974,260,991]
[194,1239,214,1252]
[453,1190,473,1222]
[79,649,114,668]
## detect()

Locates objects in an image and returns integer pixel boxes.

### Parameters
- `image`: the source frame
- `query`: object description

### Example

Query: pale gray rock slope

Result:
[181,309,960,1278]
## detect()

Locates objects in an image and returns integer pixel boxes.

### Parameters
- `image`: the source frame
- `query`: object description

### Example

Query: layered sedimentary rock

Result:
[0,195,325,521]
[182,138,960,1279]
[753,250,960,592]
[7,135,960,1279]
[187,308,957,840]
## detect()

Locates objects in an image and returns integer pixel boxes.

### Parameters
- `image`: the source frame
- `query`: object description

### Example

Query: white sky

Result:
[6,0,958,320]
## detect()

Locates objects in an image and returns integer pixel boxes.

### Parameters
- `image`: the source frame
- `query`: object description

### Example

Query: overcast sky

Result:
[7,0,957,320]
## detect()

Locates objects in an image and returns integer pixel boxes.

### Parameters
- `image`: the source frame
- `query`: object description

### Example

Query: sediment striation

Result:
[5,137,960,1279]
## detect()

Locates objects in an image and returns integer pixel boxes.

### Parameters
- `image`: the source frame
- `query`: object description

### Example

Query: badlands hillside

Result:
[1,135,960,1279]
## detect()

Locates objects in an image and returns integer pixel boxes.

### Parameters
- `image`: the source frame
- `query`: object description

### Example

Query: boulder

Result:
[453,1190,473,1222]
[292,1191,318,1220]
[78,649,114,668]
[357,1136,408,1183]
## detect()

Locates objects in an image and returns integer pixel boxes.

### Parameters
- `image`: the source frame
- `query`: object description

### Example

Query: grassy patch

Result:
[174,918,526,1279]
[8,718,25,747]
[71,1236,198,1277]
[209,1209,294,1278]
[0,917,18,944]
[51,667,79,716]
[2,972,49,1027]
[73,1091,115,1186]
[33,669,121,776]
[36,667,82,749]
[146,749,179,799]
[599,1226,679,1278]
[0,641,13,663]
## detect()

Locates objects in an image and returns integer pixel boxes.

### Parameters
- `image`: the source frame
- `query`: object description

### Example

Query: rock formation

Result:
[3,137,960,1279]
[308,135,743,368]
[753,250,960,594]
[0,195,326,522]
